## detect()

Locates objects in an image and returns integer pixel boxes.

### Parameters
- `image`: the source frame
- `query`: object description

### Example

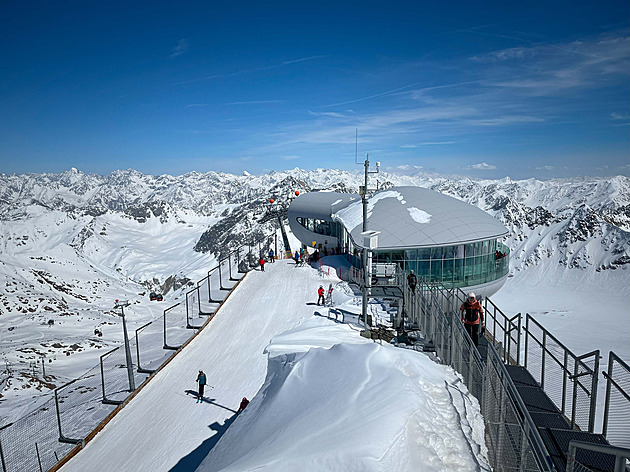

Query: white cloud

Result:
[227,100,284,105]
[470,47,530,62]
[400,145,417,149]
[611,112,630,120]
[170,39,188,58]
[470,162,497,170]
[384,165,423,175]
[280,155,300,161]
[484,35,630,95]
[535,166,554,171]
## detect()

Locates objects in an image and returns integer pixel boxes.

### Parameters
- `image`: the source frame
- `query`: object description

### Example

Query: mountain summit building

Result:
[288,186,510,297]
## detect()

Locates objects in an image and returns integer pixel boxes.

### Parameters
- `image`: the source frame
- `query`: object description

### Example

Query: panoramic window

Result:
[369,238,510,288]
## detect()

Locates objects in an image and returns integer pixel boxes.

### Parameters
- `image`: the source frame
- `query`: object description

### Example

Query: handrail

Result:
[486,341,556,472]
[566,441,630,472]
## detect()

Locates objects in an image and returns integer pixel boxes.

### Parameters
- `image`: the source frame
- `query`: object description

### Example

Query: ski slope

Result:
[59,259,489,471]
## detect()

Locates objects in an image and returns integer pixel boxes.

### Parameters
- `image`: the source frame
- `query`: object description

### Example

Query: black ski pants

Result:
[465,324,479,347]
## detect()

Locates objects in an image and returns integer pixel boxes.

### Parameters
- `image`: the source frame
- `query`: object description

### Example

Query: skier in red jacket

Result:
[317,285,325,305]
[460,292,484,347]
[259,257,265,271]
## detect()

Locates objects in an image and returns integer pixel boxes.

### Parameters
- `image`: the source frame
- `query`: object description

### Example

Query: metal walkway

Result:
[477,336,620,471]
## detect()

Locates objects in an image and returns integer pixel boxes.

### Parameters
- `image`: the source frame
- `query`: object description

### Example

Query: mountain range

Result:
[0,168,628,421]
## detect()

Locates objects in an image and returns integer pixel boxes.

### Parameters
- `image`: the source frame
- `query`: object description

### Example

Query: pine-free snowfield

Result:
[60,259,489,472]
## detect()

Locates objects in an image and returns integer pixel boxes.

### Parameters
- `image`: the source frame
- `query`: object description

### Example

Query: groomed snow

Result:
[60,260,489,472]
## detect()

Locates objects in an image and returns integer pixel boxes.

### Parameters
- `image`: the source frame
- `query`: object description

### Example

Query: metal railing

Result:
[566,441,630,472]
[413,279,554,471]
[602,352,630,449]
[523,314,599,432]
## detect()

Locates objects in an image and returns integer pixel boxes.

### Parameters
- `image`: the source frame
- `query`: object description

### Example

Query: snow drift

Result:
[197,318,490,472]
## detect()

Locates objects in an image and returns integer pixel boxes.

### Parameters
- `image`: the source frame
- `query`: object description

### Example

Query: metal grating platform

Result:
[538,428,617,472]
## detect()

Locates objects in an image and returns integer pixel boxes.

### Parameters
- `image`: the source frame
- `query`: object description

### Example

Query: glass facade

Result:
[296,217,340,238]
[294,215,509,289]
[372,240,510,287]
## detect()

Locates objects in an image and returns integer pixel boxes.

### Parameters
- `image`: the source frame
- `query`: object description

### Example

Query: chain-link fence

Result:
[0,239,261,472]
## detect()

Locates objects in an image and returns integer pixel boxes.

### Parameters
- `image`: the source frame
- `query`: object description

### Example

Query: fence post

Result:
[35,442,43,472]
[602,352,614,438]
[135,323,156,374]
[588,351,600,433]
[566,442,576,472]
[196,286,202,316]
[562,350,569,416]
[541,330,547,390]
[228,252,236,281]
[163,309,167,349]
[218,258,230,291]
[516,313,521,366]
[0,438,7,472]
[54,383,82,445]
[524,314,529,370]
[571,358,579,429]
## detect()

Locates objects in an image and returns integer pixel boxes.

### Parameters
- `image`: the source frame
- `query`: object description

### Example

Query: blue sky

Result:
[1,0,628,179]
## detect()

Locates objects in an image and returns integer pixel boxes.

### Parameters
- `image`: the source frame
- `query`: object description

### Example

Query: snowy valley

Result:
[0,167,628,429]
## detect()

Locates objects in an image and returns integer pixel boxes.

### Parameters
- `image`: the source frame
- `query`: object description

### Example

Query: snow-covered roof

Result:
[288,191,360,220]
[321,186,508,249]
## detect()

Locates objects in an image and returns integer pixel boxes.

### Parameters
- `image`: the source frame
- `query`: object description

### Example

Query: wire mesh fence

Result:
[523,314,599,432]
[0,239,258,472]
[412,279,554,471]
[483,347,548,471]
[602,352,630,449]
[0,397,75,472]
[566,440,630,472]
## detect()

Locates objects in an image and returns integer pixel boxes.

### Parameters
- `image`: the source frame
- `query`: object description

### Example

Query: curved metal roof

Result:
[331,186,509,249]
[288,192,360,220]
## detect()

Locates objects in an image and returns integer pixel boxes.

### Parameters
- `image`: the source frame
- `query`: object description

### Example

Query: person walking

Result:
[196,370,207,403]
[407,270,417,293]
[269,249,275,262]
[259,257,265,272]
[460,292,484,347]
[294,251,300,265]
[317,285,325,306]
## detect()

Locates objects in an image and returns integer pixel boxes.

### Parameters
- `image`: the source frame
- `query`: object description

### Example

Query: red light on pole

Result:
[295,191,300,196]
[269,198,275,203]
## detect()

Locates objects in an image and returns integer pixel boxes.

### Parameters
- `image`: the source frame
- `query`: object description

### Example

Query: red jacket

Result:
[259,258,265,266]
[460,300,484,325]
[318,287,324,297]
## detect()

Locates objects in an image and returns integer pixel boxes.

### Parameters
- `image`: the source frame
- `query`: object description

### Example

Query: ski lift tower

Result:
[114,299,135,392]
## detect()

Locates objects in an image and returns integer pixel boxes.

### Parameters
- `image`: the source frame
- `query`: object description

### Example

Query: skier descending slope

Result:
[196,370,207,403]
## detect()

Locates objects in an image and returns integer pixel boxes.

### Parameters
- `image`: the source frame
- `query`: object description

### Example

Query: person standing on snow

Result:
[294,251,300,265]
[317,285,325,306]
[259,257,265,272]
[269,249,275,262]
[196,370,207,403]
[460,292,484,347]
